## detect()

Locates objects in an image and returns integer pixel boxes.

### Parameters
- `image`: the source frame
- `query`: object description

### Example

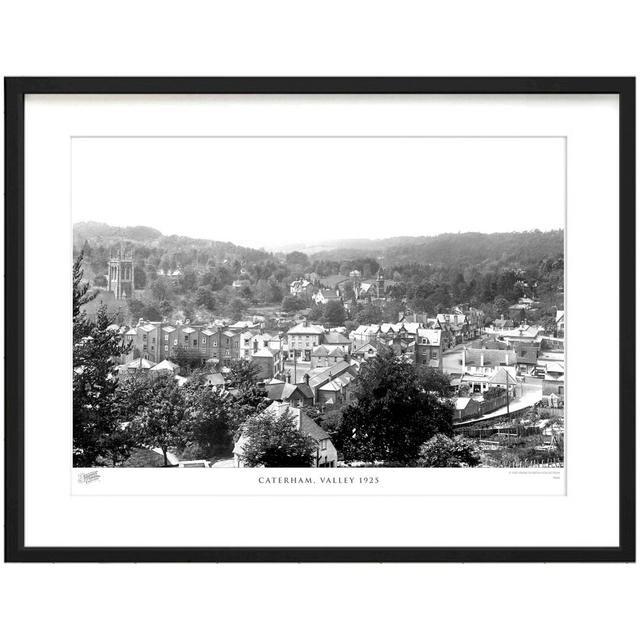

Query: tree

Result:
[130,376,190,466]
[226,360,269,423]
[355,303,382,325]
[240,410,317,467]
[133,265,147,289]
[73,253,133,466]
[281,295,306,313]
[322,299,346,326]
[417,434,481,468]
[334,347,454,464]
[183,378,235,458]
[227,359,261,390]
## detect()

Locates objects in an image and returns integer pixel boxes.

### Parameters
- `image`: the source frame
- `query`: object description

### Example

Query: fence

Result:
[539,407,564,418]
[483,457,564,468]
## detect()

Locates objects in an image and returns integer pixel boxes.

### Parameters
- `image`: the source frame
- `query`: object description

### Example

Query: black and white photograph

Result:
[6,78,632,563]
[72,135,566,471]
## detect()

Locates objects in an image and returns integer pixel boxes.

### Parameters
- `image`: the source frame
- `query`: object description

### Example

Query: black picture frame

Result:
[4,77,636,563]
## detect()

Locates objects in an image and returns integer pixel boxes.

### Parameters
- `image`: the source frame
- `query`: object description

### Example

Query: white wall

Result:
[1,3,638,640]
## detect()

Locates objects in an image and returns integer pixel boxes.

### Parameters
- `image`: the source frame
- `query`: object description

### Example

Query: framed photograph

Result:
[5,77,635,562]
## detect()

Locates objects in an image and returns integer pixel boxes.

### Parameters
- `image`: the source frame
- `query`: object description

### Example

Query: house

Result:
[312,288,342,305]
[307,360,358,407]
[556,310,565,338]
[149,359,180,377]
[436,313,470,346]
[233,401,337,467]
[414,328,443,370]
[117,356,155,377]
[231,279,251,289]
[266,381,314,408]
[286,321,325,361]
[351,341,379,362]
[460,348,518,394]
[491,316,514,331]
[251,347,285,380]
[204,372,226,389]
[542,363,565,407]
[289,279,313,297]
[509,341,540,375]
[487,324,543,342]
[323,330,352,353]
[310,344,347,368]
[453,397,483,422]
[351,324,382,345]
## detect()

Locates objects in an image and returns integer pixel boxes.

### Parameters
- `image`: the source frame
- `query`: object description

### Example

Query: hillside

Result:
[310,230,564,269]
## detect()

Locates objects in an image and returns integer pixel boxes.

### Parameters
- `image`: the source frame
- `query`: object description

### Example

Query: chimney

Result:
[303,373,310,385]
[505,352,509,365]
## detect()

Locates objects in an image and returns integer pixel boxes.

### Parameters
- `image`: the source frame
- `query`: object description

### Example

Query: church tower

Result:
[375,264,385,299]
[107,243,133,300]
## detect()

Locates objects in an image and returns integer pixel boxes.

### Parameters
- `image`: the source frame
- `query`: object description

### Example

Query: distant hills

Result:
[307,230,564,268]
[74,221,563,270]
[73,221,272,264]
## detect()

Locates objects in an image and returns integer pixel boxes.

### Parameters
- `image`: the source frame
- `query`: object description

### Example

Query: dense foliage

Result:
[239,411,317,467]
[74,224,563,330]
[417,434,482,468]
[328,348,454,464]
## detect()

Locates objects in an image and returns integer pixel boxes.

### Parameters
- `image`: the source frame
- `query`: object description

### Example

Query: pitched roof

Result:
[287,322,325,335]
[488,368,518,386]
[455,397,473,410]
[323,332,351,345]
[205,372,225,386]
[416,328,442,346]
[252,347,275,358]
[127,357,154,369]
[464,348,517,368]
[312,345,330,356]
[150,359,180,372]
[299,412,330,442]
[353,341,378,355]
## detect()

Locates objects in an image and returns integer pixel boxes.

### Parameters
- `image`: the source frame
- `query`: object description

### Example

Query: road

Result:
[283,359,312,383]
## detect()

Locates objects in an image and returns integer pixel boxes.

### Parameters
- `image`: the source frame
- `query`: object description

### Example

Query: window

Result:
[193,339,197,346]
[164,334,169,342]
[212,340,217,347]
[321,440,327,451]
[173,339,177,346]
[184,335,189,343]
[164,346,168,352]
[143,334,147,340]
[152,337,156,344]
[202,338,207,344]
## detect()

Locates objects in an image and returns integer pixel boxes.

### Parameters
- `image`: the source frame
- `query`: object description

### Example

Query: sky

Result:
[72,136,565,251]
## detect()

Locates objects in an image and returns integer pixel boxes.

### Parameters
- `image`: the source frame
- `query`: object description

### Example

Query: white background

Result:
[29,95,610,543]
[1,2,638,640]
